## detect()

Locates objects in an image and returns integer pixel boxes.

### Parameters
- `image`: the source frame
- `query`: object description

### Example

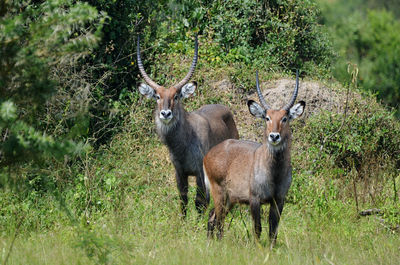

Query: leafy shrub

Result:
[294,92,400,212]
[0,0,104,169]
[154,0,333,72]
[314,108,398,170]
[357,11,400,111]
[319,0,400,114]
[0,0,108,233]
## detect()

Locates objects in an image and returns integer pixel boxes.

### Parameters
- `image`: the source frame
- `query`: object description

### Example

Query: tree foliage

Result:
[147,0,333,71]
[0,0,105,168]
[318,0,400,114]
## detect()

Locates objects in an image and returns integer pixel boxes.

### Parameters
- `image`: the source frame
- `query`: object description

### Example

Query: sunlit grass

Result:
[2,189,399,265]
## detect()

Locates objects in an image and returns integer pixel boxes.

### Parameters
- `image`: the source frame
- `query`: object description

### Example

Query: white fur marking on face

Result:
[139,83,155,99]
[268,136,281,145]
[159,115,172,123]
[181,82,197,98]
[289,102,305,120]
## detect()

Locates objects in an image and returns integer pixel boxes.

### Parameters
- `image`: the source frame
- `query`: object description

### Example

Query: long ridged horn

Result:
[137,35,162,90]
[174,35,198,90]
[256,70,271,110]
[283,69,299,111]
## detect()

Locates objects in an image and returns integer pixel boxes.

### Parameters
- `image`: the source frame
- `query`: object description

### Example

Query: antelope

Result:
[204,70,305,244]
[137,36,239,216]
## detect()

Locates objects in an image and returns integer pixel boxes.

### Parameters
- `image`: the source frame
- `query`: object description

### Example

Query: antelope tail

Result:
[203,164,210,203]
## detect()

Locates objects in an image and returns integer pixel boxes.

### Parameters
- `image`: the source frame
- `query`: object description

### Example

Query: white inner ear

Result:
[139,83,155,99]
[180,82,197,98]
[289,103,304,120]
[249,101,265,119]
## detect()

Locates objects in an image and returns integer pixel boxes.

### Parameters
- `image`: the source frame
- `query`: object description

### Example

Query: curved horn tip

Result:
[283,69,300,111]
[136,34,161,90]
[255,70,270,110]
[173,35,199,90]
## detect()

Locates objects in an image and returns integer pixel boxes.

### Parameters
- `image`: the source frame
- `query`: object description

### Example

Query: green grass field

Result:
[2,179,399,264]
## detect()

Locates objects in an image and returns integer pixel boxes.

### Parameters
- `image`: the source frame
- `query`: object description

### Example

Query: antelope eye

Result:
[265,116,270,122]
[156,94,161,100]
[282,117,288,122]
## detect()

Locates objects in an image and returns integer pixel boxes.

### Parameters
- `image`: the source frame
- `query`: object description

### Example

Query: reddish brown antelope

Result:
[204,70,305,244]
[137,36,239,216]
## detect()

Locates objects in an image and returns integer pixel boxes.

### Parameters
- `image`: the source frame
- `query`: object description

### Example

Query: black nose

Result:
[269,133,280,142]
[161,110,172,118]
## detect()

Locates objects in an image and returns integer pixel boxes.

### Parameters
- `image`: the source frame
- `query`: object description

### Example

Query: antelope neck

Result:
[156,106,191,148]
[260,144,289,182]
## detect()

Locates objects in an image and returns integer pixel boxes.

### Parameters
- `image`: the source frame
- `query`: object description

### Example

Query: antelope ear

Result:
[247,100,266,119]
[139,83,155,99]
[289,101,305,120]
[180,82,197,98]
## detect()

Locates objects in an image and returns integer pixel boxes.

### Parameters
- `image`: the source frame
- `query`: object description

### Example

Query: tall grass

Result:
[2,188,399,264]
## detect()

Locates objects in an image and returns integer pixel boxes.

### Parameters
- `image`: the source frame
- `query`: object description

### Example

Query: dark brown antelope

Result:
[204,70,305,244]
[137,36,239,216]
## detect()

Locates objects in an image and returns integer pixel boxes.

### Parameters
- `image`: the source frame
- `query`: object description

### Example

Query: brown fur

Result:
[204,101,305,244]
[151,85,239,216]
[138,36,239,216]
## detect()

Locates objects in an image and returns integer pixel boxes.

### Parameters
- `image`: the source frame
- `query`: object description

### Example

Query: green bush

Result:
[294,92,400,212]
[0,0,105,169]
[153,0,333,72]
[318,0,400,114]
[0,0,105,232]
[358,11,400,110]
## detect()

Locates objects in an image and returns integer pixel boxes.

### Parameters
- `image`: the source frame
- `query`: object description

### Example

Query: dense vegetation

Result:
[318,0,400,115]
[0,0,399,264]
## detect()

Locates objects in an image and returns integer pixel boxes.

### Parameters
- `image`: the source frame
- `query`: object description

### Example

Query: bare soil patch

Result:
[213,78,349,141]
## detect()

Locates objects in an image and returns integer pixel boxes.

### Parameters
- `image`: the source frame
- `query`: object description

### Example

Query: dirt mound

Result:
[221,78,348,141]
[248,78,344,117]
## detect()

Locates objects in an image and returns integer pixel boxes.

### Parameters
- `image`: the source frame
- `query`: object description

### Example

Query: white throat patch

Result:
[156,115,178,135]
[267,141,287,154]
